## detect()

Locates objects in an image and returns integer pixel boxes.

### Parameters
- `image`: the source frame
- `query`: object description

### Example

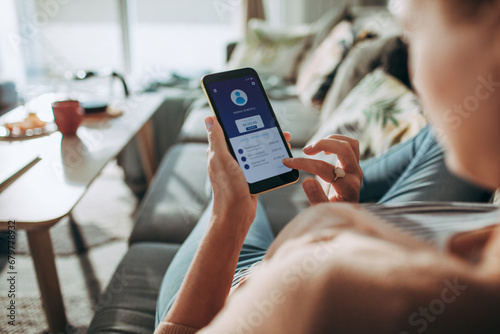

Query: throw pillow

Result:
[227,19,314,81]
[307,4,352,55]
[320,35,406,123]
[310,29,378,105]
[307,68,428,163]
[296,19,355,108]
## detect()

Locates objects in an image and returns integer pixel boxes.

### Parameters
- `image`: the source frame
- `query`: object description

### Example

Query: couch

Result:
[87,6,497,333]
[0,81,17,117]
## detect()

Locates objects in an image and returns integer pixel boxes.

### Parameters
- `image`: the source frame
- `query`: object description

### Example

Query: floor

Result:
[0,161,137,334]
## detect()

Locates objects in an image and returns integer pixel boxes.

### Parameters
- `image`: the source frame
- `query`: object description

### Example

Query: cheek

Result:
[410,34,459,160]
[409,27,500,189]
[412,33,470,121]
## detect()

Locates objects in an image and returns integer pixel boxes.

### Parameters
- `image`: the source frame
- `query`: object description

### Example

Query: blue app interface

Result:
[209,76,292,184]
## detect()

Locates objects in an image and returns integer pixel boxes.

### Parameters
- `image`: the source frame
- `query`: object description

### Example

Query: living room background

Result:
[0,0,388,87]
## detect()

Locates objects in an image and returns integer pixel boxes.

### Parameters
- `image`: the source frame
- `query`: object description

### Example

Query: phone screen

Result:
[207,75,293,185]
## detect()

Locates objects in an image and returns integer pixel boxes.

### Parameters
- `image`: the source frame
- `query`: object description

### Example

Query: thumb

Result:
[205,116,227,152]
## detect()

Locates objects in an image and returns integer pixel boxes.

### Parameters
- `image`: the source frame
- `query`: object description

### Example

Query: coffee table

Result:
[0,92,166,333]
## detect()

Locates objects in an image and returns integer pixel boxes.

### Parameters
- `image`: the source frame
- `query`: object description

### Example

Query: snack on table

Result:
[4,113,47,132]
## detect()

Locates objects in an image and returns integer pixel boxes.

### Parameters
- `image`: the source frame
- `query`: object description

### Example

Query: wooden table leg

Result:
[27,228,67,334]
[136,119,157,185]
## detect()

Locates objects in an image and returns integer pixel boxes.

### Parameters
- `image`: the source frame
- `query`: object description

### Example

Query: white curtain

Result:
[0,0,27,83]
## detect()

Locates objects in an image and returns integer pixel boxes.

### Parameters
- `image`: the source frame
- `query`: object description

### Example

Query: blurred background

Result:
[0,0,386,88]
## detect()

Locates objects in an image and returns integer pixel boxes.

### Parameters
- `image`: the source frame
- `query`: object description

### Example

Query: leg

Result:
[27,228,68,334]
[155,199,274,326]
[378,126,492,203]
[359,126,432,202]
[236,201,275,270]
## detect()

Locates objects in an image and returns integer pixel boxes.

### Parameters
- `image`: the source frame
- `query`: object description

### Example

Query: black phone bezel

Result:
[201,67,299,195]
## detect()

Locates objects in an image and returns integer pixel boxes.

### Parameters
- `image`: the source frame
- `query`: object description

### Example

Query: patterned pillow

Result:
[319,35,405,123]
[227,19,314,81]
[296,20,355,108]
[307,68,428,162]
[309,5,352,52]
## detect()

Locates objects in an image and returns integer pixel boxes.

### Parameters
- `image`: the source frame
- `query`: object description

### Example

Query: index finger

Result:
[303,139,359,171]
[305,135,360,163]
[282,157,335,183]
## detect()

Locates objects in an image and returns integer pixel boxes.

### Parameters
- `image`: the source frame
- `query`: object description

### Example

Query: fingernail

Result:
[205,117,214,130]
[303,145,312,152]
[282,158,292,164]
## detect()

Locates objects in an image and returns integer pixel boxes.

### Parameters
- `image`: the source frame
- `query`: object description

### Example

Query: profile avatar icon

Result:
[231,89,248,106]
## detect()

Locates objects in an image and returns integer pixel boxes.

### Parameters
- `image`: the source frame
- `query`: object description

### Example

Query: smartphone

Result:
[201,67,299,195]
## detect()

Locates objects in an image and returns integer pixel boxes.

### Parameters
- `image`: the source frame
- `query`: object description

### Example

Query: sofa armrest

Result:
[118,88,198,196]
[130,143,210,245]
[87,242,180,334]
[0,81,17,116]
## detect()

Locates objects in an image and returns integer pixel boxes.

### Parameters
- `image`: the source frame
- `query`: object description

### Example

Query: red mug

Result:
[52,100,84,136]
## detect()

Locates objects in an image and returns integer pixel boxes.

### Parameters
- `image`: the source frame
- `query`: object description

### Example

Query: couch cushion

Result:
[320,34,403,123]
[227,19,315,81]
[296,19,356,108]
[179,99,319,148]
[310,68,427,160]
[351,7,401,37]
[308,4,351,53]
[130,143,210,245]
[88,242,180,334]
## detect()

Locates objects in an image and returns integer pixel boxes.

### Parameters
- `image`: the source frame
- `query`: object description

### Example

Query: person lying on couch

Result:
[154,0,500,332]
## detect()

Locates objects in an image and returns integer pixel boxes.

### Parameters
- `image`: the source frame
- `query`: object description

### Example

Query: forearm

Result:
[162,209,249,330]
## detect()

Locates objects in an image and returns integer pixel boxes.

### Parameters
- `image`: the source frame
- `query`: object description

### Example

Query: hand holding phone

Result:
[201,67,299,195]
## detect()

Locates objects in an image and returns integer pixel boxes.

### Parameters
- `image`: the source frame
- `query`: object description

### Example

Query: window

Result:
[133,0,242,76]
[29,0,124,77]
[4,0,243,83]
[0,0,25,82]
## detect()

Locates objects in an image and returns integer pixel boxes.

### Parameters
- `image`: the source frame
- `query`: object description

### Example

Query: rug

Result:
[0,161,136,333]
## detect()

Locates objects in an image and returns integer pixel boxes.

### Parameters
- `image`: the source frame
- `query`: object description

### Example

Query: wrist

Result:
[211,200,255,233]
